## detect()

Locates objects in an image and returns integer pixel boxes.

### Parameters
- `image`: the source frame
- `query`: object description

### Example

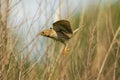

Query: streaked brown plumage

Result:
[37,20,80,55]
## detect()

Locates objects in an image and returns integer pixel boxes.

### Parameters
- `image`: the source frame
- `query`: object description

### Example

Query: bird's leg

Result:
[62,44,69,56]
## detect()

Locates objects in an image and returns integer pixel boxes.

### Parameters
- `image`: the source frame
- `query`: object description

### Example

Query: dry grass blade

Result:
[97,26,120,80]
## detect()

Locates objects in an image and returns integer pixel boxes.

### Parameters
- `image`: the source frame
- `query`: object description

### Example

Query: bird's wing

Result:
[53,20,73,40]
[53,20,73,34]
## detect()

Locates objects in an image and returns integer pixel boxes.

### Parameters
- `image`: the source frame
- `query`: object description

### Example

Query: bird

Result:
[37,20,80,55]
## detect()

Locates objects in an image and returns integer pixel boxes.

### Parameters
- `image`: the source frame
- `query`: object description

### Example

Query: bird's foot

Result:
[62,46,69,56]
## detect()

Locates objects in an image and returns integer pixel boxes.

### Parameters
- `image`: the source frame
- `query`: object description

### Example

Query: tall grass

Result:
[0,0,120,80]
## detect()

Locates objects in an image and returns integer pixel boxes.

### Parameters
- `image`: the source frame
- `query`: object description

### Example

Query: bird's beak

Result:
[36,32,43,37]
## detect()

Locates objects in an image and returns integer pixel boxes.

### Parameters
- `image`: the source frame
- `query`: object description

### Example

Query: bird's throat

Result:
[48,29,58,40]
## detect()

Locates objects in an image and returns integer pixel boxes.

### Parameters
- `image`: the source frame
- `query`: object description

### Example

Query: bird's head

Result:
[37,28,57,38]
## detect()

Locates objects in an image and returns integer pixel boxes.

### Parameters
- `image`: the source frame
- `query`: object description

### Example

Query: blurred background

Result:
[0,0,120,80]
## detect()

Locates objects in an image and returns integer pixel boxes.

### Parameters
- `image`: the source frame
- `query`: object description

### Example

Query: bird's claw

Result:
[62,46,69,56]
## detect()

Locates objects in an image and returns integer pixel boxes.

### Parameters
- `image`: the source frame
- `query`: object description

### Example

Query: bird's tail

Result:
[73,26,82,34]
